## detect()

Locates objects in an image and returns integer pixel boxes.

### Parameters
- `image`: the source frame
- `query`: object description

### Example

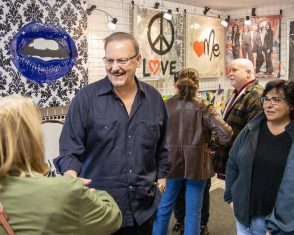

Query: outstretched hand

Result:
[81,178,92,186]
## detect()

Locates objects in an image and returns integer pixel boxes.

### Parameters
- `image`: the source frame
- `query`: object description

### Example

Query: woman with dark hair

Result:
[232,24,241,59]
[153,68,232,235]
[263,21,274,74]
[225,80,294,235]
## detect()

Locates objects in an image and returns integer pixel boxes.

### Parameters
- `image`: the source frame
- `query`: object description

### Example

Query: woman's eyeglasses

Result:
[260,96,286,105]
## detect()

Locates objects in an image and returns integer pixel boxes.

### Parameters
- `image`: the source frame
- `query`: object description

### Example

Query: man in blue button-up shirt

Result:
[54,32,170,235]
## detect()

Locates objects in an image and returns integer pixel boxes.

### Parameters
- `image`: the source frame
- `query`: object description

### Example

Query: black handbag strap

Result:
[0,202,16,235]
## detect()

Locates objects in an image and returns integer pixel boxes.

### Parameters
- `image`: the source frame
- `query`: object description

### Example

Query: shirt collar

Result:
[96,76,146,97]
[234,79,256,95]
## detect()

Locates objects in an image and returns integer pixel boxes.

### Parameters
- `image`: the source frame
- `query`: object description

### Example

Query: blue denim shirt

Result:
[54,77,170,226]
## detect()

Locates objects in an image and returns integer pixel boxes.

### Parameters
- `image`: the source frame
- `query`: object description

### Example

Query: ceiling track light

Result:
[86,5,118,30]
[163,9,172,21]
[203,6,210,16]
[251,8,256,17]
[221,15,230,27]
[108,18,118,30]
[244,15,251,25]
[154,2,160,9]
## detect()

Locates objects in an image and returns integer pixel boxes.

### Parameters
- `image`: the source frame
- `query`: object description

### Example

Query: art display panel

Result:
[289,20,294,81]
[186,15,225,78]
[225,15,281,78]
[133,7,184,80]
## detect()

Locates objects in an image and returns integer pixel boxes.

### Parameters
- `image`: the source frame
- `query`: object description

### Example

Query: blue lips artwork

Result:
[10,21,78,83]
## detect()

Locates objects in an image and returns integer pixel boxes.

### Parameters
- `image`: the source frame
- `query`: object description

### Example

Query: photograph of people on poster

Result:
[225,15,281,78]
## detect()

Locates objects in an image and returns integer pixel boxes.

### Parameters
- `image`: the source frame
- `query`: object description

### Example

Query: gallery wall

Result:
[0,0,88,107]
[88,0,294,98]
[1,0,293,105]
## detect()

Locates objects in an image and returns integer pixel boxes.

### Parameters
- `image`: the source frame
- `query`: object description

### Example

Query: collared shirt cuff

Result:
[56,157,82,175]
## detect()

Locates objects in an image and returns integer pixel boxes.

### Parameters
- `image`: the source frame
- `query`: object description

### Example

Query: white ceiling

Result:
[166,0,294,11]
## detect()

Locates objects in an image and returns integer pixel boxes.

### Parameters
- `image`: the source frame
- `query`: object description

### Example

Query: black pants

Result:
[112,215,154,235]
[174,178,211,226]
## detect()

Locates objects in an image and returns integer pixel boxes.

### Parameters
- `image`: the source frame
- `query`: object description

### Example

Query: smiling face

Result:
[263,88,292,124]
[104,39,140,90]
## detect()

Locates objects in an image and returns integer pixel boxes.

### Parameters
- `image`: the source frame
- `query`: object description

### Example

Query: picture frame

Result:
[288,20,294,81]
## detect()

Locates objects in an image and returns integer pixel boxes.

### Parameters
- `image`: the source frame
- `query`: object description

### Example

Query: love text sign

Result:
[186,15,225,78]
[133,7,184,80]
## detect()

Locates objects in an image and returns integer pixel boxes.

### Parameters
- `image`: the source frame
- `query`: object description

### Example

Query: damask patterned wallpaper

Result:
[0,0,88,107]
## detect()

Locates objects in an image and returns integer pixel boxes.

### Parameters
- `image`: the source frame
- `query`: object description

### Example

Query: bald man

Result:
[213,59,264,179]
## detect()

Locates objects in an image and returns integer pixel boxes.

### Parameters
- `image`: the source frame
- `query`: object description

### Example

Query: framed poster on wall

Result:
[186,15,225,78]
[225,15,281,79]
[289,20,294,81]
[133,6,184,80]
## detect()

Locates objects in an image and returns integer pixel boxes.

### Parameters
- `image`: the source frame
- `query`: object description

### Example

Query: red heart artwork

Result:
[148,60,160,75]
[193,41,205,57]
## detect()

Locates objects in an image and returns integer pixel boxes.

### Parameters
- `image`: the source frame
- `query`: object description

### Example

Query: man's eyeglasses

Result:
[103,54,138,66]
[260,96,286,105]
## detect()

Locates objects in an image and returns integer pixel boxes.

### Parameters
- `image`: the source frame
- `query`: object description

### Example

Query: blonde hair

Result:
[0,95,48,178]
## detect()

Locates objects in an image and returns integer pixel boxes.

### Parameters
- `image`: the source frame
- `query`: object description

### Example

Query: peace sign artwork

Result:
[186,15,225,78]
[133,7,184,80]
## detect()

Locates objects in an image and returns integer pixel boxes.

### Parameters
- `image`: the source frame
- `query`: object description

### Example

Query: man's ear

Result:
[246,69,252,78]
[136,54,142,68]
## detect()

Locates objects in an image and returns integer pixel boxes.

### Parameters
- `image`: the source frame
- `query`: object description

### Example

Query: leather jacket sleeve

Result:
[203,104,233,150]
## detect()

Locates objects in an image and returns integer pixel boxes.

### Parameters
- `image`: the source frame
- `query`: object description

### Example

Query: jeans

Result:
[174,183,186,224]
[153,178,206,235]
[236,216,267,235]
[200,178,211,225]
[174,178,211,226]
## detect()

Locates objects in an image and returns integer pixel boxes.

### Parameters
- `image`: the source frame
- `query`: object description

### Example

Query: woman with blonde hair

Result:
[0,95,122,235]
[153,68,232,235]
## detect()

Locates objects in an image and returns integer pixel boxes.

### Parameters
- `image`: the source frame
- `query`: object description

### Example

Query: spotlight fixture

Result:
[86,5,96,15]
[221,15,230,27]
[108,18,118,30]
[131,1,135,8]
[86,5,118,30]
[154,2,160,9]
[244,16,251,25]
[203,6,210,16]
[163,9,172,21]
[251,8,256,17]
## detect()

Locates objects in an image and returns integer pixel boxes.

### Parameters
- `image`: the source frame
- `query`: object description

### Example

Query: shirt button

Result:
[128,152,132,156]
[128,135,131,138]
[129,169,132,173]
[129,186,133,189]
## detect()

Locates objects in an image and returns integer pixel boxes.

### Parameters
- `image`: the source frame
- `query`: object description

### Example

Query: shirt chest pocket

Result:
[137,121,160,150]
[94,120,119,145]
